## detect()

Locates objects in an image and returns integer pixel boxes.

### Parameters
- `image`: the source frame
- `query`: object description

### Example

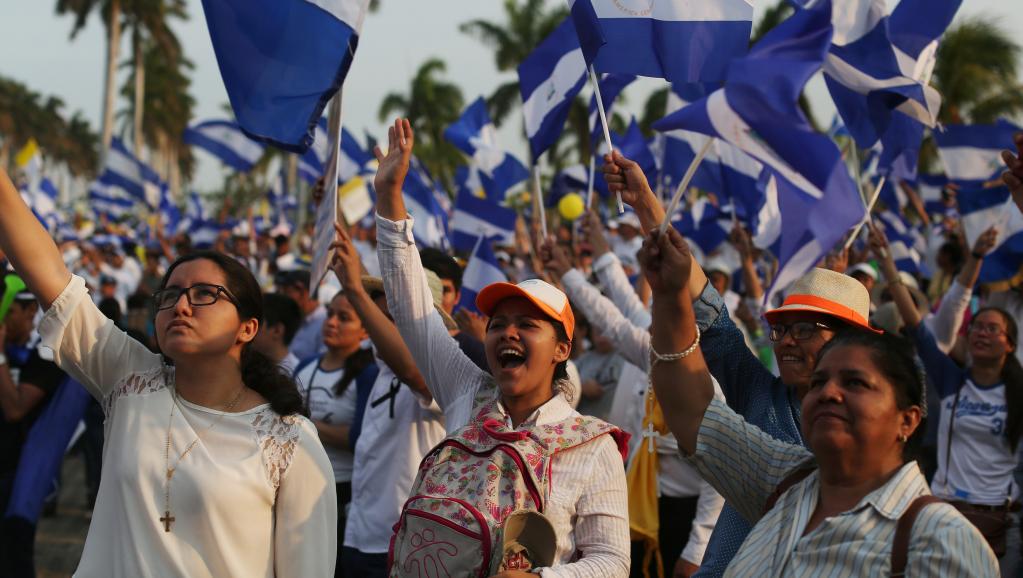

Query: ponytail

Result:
[1003,354,1023,453]
[240,346,307,417]
[335,347,374,396]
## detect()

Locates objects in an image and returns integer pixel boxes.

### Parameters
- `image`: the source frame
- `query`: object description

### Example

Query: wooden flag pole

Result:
[659,138,713,235]
[843,176,886,251]
[587,65,624,214]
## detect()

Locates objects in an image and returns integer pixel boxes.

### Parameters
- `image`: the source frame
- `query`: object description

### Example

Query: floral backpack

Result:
[388,386,629,578]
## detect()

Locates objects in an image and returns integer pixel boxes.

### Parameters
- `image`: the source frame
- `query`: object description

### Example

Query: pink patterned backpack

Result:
[388,386,628,578]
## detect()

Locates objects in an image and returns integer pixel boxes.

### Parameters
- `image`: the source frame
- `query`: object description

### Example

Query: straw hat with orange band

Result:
[764,268,882,334]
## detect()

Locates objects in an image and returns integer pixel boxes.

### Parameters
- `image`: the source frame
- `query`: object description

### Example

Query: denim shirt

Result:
[691,283,805,578]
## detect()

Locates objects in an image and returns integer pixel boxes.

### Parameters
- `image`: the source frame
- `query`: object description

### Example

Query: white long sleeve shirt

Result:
[376,213,630,578]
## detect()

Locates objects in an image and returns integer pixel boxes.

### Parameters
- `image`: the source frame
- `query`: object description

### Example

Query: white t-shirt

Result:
[933,378,1017,505]
[343,362,446,553]
[39,276,336,578]
[294,358,358,483]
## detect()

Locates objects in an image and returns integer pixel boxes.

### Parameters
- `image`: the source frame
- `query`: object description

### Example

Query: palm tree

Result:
[459,0,567,126]
[378,58,465,192]
[933,17,1023,125]
[55,0,122,155]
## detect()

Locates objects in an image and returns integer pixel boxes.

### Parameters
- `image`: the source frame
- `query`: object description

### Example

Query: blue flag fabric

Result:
[298,118,373,185]
[200,0,368,152]
[451,189,517,252]
[404,160,451,251]
[876,209,930,276]
[654,1,864,302]
[582,0,752,83]
[548,164,590,208]
[457,237,508,315]
[96,138,162,209]
[588,74,635,145]
[958,184,1023,285]
[184,120,267,172]
[934,120,1022,187]
[568,0,606,65]
[518,18,588,161]
[445,98,529,200]
[671,198,731,255]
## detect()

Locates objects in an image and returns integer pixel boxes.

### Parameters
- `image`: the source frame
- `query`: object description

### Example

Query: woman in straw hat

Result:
[602,150,884,575]
[373,119,630,578]
[641,224,997,576]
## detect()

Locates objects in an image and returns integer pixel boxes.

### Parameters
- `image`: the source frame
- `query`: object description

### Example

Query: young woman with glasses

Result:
[0,168,337,577]
[871,223,1023,561]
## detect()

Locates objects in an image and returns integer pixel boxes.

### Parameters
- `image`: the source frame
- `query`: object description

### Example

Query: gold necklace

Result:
[161,386,246,532]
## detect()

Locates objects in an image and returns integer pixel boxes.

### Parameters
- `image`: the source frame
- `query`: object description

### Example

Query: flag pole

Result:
[659,138,713,235]
[534,164,547,240]
[587,65,623,214]
[585,155,596,210]
[843,176,886,251]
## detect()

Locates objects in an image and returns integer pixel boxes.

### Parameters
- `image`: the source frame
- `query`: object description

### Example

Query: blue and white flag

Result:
[958,184,1023,285]
[183,120,266,172]
[98,137,162,208]
[671,197,731,254]
[821,0,943,149]
[654,1,864,301]
[200,0,369,152]
[658,85,724,196]
[587,74,635,144]
[445,98,529,200]
[88,179,136,220]
[518,18,588,161]
[578,0,752,83]
[457,236,508,315]
[404,160,450,251]
[451,189,517,252]
[915,173,947,217]
[158,185,182,234]
[934,120,1021,187]
[876,209,929,275]
[568,0,605,65]
[548,164,590,207]
[298,119,373,185]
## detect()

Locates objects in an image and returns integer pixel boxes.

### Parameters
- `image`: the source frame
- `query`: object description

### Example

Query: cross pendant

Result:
[161,510,175,532]
[643,423,656,453]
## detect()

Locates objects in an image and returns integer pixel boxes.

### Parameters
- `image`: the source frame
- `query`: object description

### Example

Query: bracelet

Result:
[650,325,701,367]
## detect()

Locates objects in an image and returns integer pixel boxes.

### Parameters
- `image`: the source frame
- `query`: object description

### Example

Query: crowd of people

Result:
[0,122,1021,578]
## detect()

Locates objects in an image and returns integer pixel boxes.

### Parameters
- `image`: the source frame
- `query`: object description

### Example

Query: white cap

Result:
[847,262,878,281]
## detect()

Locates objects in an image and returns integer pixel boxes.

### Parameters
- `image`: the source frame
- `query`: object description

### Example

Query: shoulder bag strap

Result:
[763,466,816,515]
[890,495,944,576]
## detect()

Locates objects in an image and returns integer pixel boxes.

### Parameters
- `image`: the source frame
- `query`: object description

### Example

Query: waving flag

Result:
[934,120,1021,187]
[457,237,508,314]
[958,185,1023,285]
[158,185,182,234]
[88,180,136,220]
[298,119,373,185]
[403,160,450,251]
[587,74,635,144]
[659,85,724,196]
[654,0,864,302]
[518,18,588,161]
[445,98,529,200]
[200,0,369,152]
[876,209,929,275]
[578,0,752,83]
[451,189,518,252]
[671,197,731,254]
[184,120,266,172]
[98,137,162,208]
[821,0,942,149]
[548,164,590,208]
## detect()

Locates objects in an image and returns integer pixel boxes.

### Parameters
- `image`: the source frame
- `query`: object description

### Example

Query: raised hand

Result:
[454,308,486,342]
[601,150,655,210]
[1001,132,1023,214]
[328,222,364,293]
[638,227,693,297]
[373,118,414,216]
[729,223,754,262]
[538,237,573,280]
[581,210,611,257]
[972,227,999,258]
[824,247,849,274]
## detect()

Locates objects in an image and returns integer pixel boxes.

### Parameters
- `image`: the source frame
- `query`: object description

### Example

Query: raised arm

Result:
[924,228,996,351]
[329,221,432,403]
[0,169,71,307]
[602,151,708,299]
[1002,132,1023,214]
[869,223,923,330]
[373,119,487,411]
[583,211,651,328]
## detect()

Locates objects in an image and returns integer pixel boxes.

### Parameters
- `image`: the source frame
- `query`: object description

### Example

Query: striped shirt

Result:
[690,399,999,577]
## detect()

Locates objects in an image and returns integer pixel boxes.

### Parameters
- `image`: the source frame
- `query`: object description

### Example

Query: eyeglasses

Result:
[769,321,832,342]
[970,323,1007,338]
[152,284,238,312]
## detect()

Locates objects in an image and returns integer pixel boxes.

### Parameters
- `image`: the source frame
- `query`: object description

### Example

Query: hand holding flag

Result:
[601,151,662,224]
[1002,132,1023,214]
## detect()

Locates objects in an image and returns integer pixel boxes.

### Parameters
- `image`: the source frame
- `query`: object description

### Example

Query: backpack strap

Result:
[890,495,944,576]
[763,467,816,515]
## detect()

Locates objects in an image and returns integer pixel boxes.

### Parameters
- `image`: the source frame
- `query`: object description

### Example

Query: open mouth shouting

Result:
[497,346,527,370]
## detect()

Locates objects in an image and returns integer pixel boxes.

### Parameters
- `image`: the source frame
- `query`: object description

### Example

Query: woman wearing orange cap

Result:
[373,119,629,578]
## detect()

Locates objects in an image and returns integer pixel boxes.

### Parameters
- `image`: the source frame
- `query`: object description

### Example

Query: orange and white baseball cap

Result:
[476,279,575,339]
[764,267,881,333]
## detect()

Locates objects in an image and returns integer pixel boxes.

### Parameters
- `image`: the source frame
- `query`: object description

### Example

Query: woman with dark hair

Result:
[642,225,997,576]
[872,224,1023,560]
[374,120,629,577]
[0,168,337,577]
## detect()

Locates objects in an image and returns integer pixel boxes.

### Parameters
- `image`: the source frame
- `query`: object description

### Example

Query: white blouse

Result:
[40,275,337,578]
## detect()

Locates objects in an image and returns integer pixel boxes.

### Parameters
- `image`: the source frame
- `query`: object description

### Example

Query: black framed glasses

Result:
[769,321,832,342]
[152,284,238,312]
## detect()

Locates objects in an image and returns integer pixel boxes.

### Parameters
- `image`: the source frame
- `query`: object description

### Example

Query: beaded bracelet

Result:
[649,325,701,367]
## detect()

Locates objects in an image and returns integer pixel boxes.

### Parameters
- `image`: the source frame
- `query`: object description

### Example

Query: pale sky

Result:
[1,0,1019,191]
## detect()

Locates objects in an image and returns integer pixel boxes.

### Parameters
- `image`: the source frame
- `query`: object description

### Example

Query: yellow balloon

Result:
[558,192,585,221]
